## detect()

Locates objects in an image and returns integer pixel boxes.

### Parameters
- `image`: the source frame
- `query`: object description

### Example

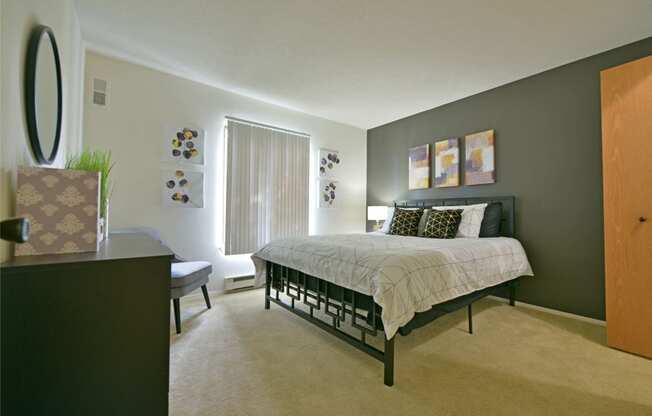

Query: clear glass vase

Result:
[102,201,109,240]
[98,202,109,243]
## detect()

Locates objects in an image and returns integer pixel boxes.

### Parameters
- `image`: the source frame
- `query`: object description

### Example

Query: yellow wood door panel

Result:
[601,54,652,358]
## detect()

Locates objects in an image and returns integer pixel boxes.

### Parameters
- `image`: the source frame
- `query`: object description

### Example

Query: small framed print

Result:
[161,169,204,208]
[162,126,205,165]
[318,180,338,208]
[318,148,341,178]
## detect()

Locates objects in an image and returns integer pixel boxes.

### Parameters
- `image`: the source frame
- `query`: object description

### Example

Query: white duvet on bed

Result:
[252,233,533,339]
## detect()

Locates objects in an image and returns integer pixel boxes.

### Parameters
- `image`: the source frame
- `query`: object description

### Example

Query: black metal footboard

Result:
[264,260,518,386]
[264,261,396,385]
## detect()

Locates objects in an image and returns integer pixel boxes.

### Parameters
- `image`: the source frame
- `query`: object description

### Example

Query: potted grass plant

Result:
[66,150,114,240]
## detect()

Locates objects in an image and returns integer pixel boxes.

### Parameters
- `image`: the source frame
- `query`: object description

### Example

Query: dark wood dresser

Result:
[1,234,173,415]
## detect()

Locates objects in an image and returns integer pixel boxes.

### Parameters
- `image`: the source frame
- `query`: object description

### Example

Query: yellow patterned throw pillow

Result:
[423,209,463,239]
[388,208,424,236]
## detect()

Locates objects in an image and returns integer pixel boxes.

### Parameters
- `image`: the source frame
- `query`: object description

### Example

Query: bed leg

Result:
[265,262,271,310]
[509,282,516,307]
[467,303,473,334]
[384,336,395,387]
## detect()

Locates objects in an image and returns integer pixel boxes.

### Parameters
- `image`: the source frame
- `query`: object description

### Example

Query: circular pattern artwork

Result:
[319,180,338,208]
[163,127,204,165]
[318,148,341,178]
[161,169,204,208]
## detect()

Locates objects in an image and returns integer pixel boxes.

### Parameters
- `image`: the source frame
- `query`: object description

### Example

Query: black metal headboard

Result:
[394,196,516,237]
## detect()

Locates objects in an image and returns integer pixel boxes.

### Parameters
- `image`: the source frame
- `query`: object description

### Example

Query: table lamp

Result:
[367,206,388,231]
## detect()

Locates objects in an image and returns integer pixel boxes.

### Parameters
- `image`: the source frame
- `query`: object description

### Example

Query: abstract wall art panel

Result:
[15,166,101,256]
[465,129,495,185]
[318,180,338,208]
[162,169,204,208]
[162,126,205,165]
[318,148,341,178]
[434,138,460,187]
[408,144,431,190]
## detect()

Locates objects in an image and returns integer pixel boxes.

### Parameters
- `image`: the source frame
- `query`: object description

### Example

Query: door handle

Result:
[640,217,648,223]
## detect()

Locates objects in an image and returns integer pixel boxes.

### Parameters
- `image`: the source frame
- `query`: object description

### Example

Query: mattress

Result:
[252,233,533,339]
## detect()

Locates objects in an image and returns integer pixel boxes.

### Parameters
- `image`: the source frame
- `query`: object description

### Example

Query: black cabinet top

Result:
[1,234,174,271]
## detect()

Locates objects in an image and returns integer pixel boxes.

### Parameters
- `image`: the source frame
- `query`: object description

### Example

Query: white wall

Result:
[83,51,367,291]
[0,0,84,261]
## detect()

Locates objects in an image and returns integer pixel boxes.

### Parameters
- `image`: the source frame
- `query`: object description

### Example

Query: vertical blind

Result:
[225,119,310,255]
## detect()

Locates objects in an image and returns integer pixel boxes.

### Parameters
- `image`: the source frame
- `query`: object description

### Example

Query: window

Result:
[225,118,309,255]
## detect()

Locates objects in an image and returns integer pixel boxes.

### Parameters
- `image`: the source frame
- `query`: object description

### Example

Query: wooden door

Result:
[601,54,652,358]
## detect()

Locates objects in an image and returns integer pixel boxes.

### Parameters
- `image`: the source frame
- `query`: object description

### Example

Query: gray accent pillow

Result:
[479,202,502,237]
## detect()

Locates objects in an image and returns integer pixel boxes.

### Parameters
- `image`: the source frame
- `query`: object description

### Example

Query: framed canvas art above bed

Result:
[408,144,431,190]
[434,138,460,187]
[465,129,495,185]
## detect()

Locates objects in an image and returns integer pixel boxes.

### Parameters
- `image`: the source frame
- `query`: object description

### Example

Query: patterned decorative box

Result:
[15,166,101,256]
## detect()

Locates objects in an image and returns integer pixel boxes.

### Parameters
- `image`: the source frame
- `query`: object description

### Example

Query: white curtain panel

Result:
[225,120,309,255]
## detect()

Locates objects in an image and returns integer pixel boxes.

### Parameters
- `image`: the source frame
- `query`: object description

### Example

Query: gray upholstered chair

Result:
[110,227,212,334]
[170,260,212,333]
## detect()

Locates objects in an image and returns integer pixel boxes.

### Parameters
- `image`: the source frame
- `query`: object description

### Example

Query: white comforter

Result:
[252,233,533,339]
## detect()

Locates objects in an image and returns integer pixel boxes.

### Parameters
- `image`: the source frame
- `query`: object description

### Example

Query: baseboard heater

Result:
[224,274,256,291]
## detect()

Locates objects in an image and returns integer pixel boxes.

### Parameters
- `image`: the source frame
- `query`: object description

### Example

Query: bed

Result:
[252,196,533,386]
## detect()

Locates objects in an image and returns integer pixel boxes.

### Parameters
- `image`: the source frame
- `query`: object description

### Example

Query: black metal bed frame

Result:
[264,196,520,386]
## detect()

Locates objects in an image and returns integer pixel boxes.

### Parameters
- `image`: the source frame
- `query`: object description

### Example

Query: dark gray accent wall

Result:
[367,37,652,320]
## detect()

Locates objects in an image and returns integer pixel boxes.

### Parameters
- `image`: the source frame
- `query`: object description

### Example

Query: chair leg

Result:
[173,298,181,334]
[201,285,211,309]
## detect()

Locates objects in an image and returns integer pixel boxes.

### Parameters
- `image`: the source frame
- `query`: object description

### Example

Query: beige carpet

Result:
[169,289,652,416]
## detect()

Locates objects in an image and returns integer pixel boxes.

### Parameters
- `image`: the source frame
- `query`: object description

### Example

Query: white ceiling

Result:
[75,0,652,129]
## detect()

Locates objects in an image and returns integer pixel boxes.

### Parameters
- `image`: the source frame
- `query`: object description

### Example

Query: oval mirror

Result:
[25,25,63,165]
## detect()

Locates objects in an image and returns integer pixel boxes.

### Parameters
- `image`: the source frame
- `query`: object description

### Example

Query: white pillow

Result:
[417,208,431,236]
[380,207,394,233]
[432,203,487,238]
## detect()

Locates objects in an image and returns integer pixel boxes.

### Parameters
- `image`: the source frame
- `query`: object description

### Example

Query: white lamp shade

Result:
[367,206,388,221]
